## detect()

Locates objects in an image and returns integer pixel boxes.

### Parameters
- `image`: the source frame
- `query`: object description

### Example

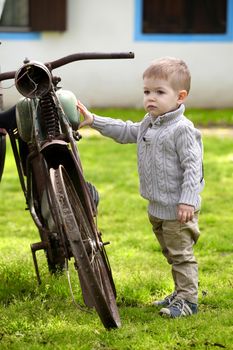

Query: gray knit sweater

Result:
[92,104,204,220]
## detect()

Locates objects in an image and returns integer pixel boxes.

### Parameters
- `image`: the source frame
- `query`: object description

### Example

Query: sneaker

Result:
[159,298,198,318]
[152,291,177,307]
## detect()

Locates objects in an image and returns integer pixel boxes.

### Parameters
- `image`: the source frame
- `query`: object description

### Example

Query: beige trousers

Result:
[148,212,200,304]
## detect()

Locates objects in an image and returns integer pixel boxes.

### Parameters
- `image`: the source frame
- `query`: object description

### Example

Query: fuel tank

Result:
[16,89,80,142]
[56,89,80,131]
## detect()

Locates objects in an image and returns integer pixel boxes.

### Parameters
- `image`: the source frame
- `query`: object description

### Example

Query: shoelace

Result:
[169,298,193,316]
[164,291,177,304]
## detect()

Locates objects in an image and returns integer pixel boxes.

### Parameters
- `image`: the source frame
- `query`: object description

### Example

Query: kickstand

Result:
[31,241,47,285]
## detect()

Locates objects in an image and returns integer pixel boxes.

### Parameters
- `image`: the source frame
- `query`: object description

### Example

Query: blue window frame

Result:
[0,0,66,40]
[0,32,40,40]
[135,0,233,42]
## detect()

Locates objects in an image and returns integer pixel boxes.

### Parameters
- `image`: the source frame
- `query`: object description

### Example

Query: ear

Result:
[177,90,188,104]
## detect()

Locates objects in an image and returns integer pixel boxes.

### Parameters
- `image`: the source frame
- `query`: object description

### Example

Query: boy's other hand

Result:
[77,100,94,128]
[177,204,194,223]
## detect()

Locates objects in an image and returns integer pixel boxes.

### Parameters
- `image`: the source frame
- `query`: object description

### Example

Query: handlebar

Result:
[0,51,135,82]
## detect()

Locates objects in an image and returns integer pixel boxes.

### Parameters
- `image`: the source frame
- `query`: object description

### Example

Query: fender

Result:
[41,140,96,220]
[40,139,77,174]
[41,140,87,203]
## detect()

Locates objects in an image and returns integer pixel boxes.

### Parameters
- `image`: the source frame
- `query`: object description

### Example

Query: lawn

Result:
[92,108,233,126]
[0,110,233,349]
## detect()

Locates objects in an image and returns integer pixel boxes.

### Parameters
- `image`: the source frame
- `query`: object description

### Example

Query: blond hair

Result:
[143,57,191,93]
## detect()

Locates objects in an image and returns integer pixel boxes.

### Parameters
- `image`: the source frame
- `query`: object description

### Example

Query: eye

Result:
[157,90,165,95]
[144,90,150,95]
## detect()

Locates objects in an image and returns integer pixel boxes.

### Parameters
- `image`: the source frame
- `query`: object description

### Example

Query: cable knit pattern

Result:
[92,104,204,220]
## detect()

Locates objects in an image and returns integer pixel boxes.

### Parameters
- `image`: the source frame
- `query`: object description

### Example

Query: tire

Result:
[0,133,6,182]
[41,184,66,273]
[50,165,121,329]
[28,162,66,274]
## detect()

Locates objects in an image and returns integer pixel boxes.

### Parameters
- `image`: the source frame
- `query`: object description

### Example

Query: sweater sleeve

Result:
[175,125,203,207]
[92,114,139,144]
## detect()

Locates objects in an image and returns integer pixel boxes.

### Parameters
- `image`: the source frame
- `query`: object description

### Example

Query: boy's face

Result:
[143,77,185,118]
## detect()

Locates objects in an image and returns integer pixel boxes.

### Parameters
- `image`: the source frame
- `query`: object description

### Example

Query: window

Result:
[135,0,233,41]
[0,0,67,33]
[0,0,28,30]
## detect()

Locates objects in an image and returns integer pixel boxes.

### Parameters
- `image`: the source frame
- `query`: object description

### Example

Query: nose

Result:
[148,93,156,101]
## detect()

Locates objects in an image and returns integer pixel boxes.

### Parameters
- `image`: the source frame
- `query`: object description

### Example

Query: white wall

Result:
[1,0,233,109]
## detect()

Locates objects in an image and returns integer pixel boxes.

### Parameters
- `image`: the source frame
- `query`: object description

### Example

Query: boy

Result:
[77,57,204,318]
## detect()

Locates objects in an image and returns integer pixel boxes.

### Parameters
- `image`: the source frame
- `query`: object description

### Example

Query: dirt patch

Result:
[200,128,233,137]
[79,127,233,138]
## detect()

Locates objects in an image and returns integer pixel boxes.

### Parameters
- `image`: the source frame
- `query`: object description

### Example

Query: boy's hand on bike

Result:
[177,204,194,223]
[77,100,94,128]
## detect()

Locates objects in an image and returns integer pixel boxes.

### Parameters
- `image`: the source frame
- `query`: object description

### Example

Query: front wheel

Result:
[50,165,121,329]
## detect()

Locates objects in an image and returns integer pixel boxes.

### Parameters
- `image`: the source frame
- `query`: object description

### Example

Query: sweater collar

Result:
[150,104,185,126]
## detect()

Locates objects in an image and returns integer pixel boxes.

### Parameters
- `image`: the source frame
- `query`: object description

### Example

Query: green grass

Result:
[93,107,233,126]
[1,115,233,349]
